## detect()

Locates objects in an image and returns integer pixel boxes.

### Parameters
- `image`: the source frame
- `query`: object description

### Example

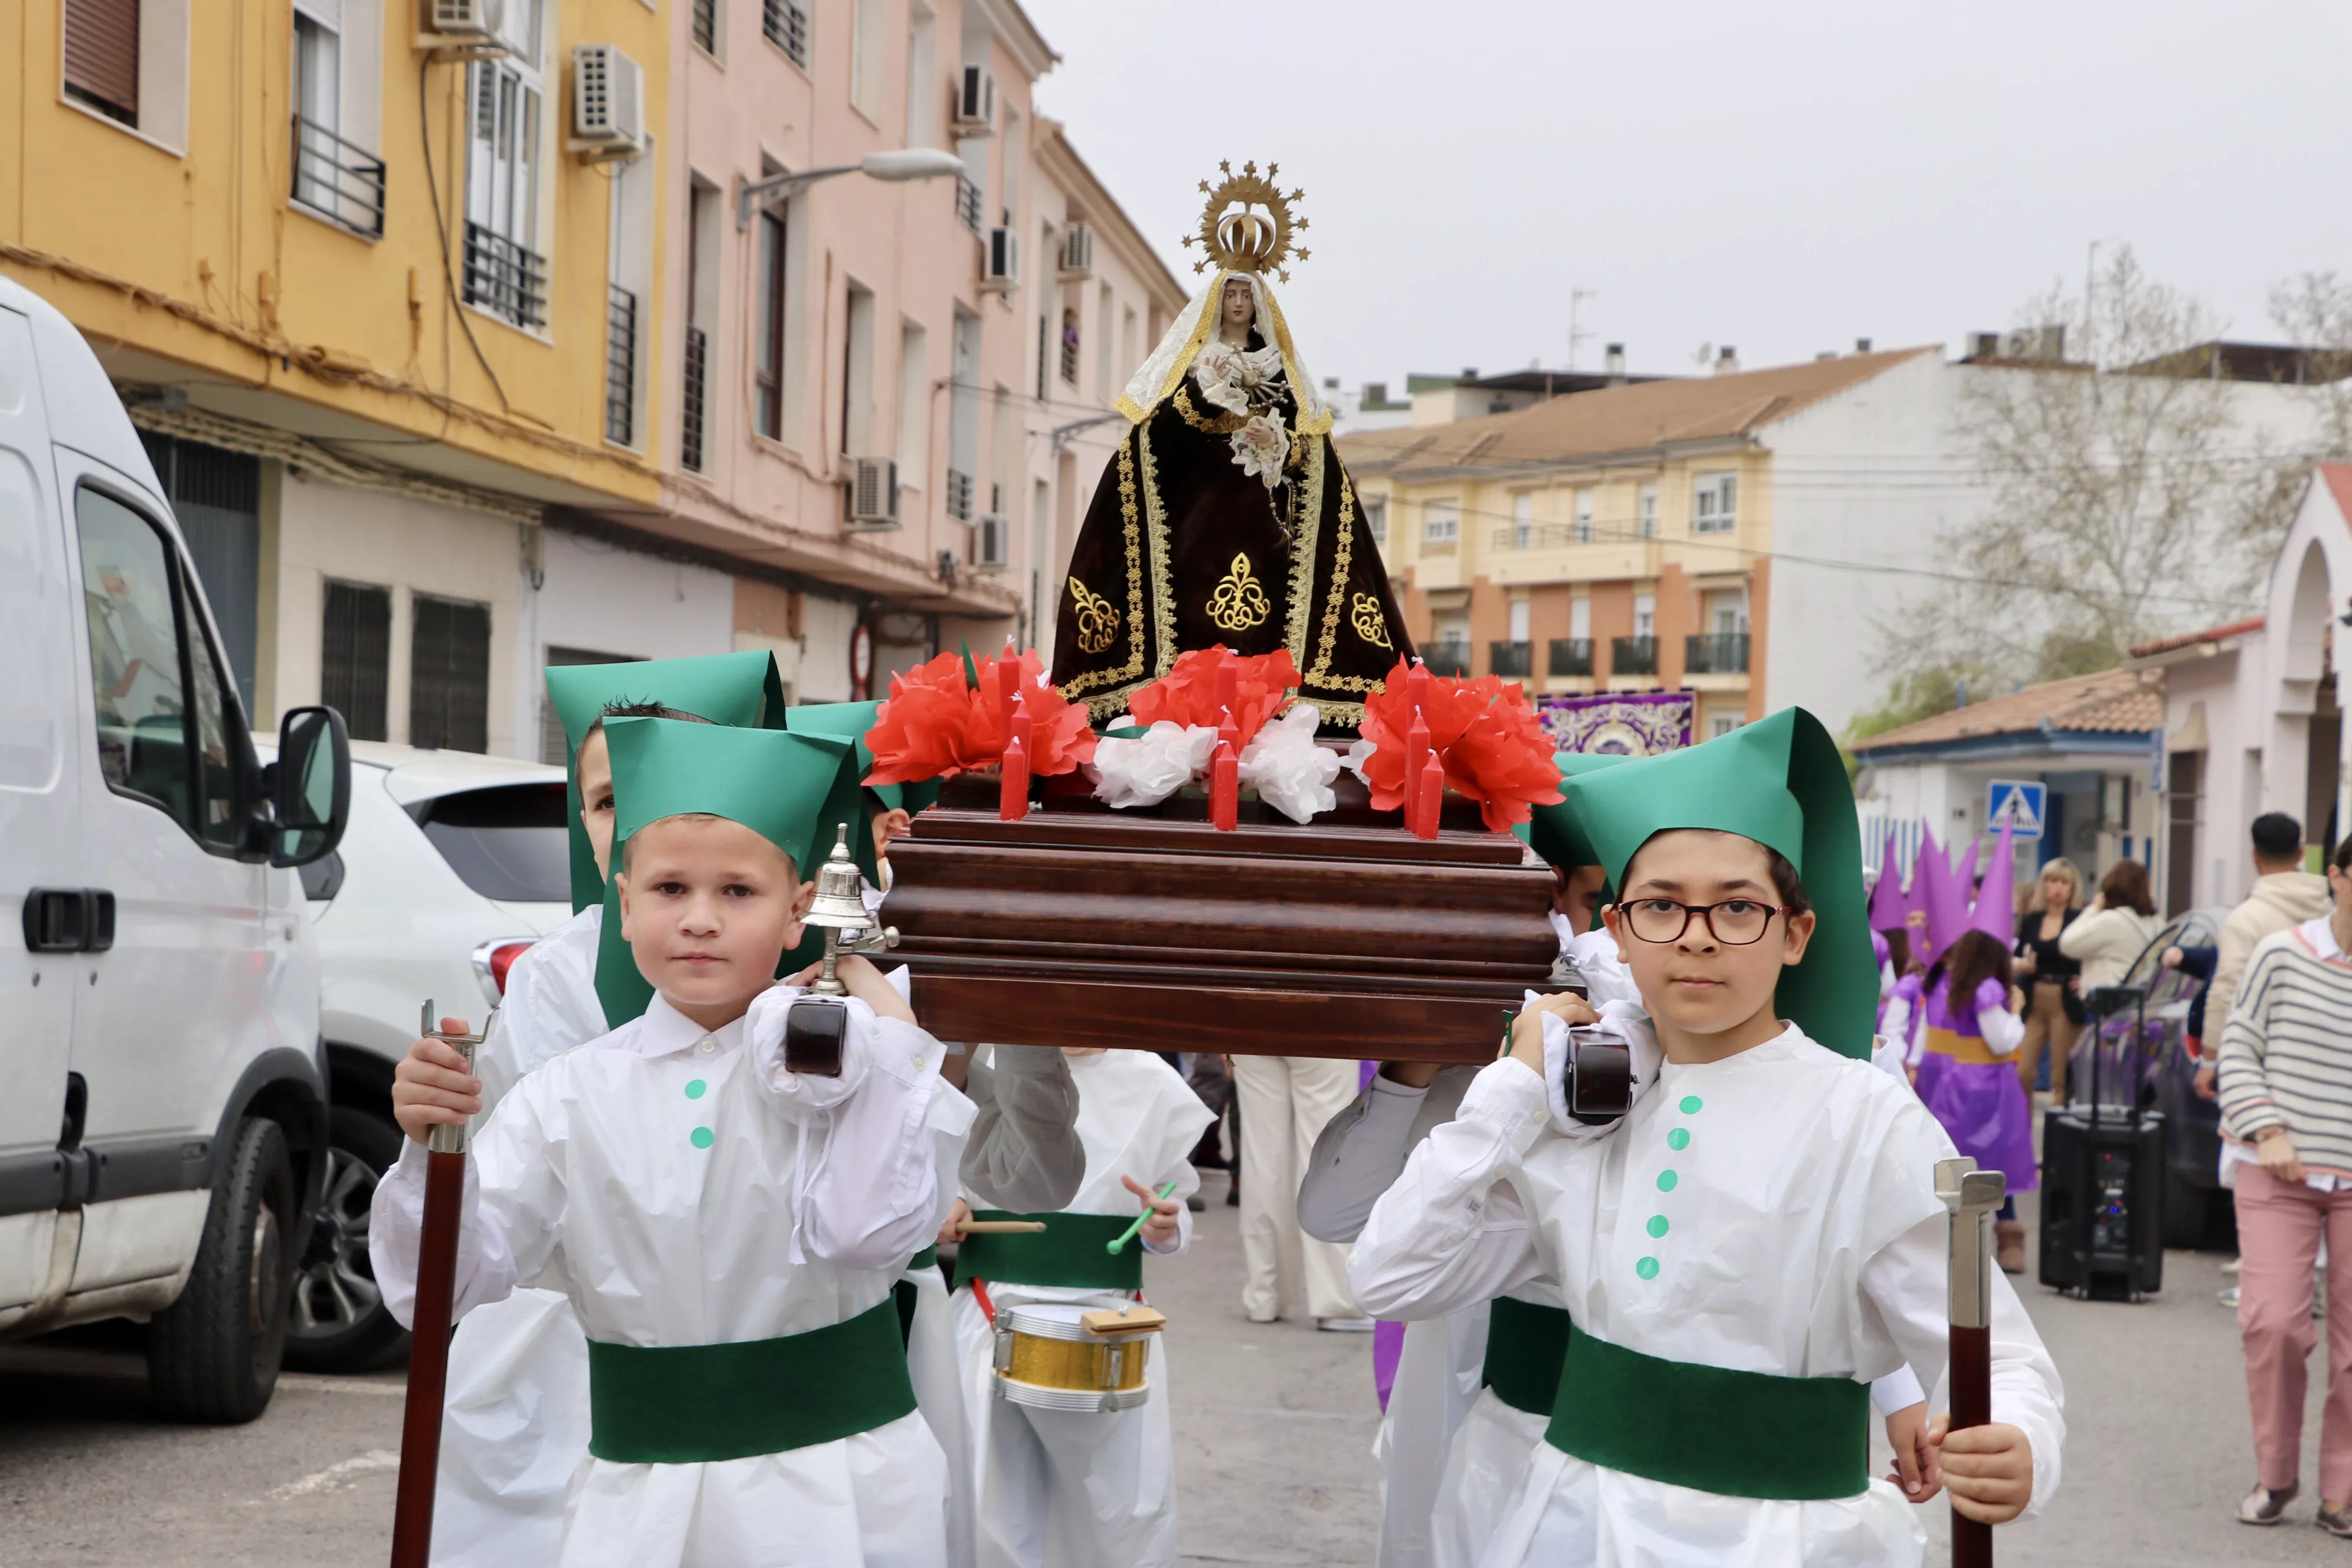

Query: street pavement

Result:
[0,1171,2338,1566]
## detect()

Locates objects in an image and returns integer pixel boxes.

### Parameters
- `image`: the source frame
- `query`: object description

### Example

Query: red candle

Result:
[1216,649,1238,723]
[1403,707,1430,822]
[1413,748,1445,839]
[1407,656,1430,712]
[995,639,1021,737]
[999,734,1030,821]
[1211,735,1239,831]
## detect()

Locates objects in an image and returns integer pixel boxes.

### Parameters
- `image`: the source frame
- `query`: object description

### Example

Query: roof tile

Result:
[1851,667,2164,752]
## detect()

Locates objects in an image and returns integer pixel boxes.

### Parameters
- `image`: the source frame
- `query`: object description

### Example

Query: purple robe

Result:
[1920,975,2037,1192]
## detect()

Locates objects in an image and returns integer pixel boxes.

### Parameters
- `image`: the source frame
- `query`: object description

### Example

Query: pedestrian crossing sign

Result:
[1987,780,2045,840]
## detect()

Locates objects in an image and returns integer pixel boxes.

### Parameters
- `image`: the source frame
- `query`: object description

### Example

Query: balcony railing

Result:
[1489,641,1532,678]
[946,468,975,522]
[1060,329,1080,385]
[680,326,708,473]
[605,285,638,447]
[1423,643,1470,678]
[1549,637,1593,677]
[1611,635,1658,676]
[761,0,810,66]
[290,114,386,238]
[1488,522,1603,551]
[955,175,985,233]
[1685,631,1750,675]
[462,223,548,331]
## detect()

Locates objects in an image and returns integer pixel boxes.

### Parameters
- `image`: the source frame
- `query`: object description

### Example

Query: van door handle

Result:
[21,888,114,953]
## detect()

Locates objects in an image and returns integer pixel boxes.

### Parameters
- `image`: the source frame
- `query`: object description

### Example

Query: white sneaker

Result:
[1317,1316,1377,1332]
[2222,1257,2243,1276]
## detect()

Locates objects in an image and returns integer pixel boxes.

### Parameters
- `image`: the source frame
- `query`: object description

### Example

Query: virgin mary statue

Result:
[1050,162,1412,729]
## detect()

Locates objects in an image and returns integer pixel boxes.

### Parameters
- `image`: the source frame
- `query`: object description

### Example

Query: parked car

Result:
[2065,904,2230,1249]
[0,273,350,1422]
[265,741,571,1370]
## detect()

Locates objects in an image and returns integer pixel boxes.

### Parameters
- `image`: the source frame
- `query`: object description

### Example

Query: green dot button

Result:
[1636,1256,1661,1280]
[1656,1170,1678,1193]
[684,1079,707,1100]
[1647,1214,1670,1239]
[1667,1127,1690,1151]
[690,1126,714,1150]
[1680,1095,1704,1115]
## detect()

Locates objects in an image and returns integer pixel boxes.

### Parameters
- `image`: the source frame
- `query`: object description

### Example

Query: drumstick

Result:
[955,1219,1049,1234]
[1106,1181,1180,1255]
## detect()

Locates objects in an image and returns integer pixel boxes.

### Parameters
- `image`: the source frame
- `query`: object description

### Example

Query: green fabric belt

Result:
[893,1246,940,1350]
[907,1244,938,1273]
[1543,1329,1870,1500]
[1481,1296,1572,1418]
[952,1211,1142,1291]
[586,1297,917,1465]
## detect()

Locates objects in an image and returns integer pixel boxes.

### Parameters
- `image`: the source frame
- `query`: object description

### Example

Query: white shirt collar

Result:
[620,991,749,1059]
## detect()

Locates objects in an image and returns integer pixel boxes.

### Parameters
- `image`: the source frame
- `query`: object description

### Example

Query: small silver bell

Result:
[803,822,874,930]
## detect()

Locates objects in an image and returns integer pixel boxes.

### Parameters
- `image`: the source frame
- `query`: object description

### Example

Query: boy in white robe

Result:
[946,1046,1213,1568]
[1349,708,2062,1567]
[375,716,956,1566]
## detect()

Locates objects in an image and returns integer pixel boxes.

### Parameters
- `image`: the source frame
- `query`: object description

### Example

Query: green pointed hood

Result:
[1517,751,1631,873]
[592,716,857,1025]
[545,651,787,912]
[784,699,942,814]
[1559,708,1874,1058]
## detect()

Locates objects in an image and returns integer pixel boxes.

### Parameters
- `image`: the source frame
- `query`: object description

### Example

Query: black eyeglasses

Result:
[1618,897,1793,946]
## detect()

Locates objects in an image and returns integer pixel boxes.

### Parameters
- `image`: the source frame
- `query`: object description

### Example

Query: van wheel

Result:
[148,1117,295,1423]
[284,1107,410,1372]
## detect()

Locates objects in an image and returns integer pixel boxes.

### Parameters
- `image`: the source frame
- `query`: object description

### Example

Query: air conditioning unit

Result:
[1058,223,1094,280]
[569,45,645,158]
[419,0,507,48]
[954,66,996,132]
[972,512,1010,570]
[847,458,900,530]
[981,226,1020,292]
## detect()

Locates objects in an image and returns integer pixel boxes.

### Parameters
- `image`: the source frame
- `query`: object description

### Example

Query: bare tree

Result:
[1877,246,2265,691]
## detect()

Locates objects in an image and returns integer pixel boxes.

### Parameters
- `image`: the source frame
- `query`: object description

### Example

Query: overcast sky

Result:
[1017,0,2352,391]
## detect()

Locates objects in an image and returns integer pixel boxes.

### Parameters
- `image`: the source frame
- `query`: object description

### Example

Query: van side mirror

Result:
[269,706,351,868]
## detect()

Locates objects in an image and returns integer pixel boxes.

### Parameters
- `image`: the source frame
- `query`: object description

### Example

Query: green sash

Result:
[1544,1329,1870,1500]
[894,1245,940,1349]
[586,1298,917,1465]
[952,1211,1142,1291]
[1481,1296,1572,1418]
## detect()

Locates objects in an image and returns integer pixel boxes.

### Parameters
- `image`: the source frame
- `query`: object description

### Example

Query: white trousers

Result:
[1232,1053,1362,1321]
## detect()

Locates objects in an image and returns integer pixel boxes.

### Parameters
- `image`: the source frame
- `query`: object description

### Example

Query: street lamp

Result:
[736,148,969,230]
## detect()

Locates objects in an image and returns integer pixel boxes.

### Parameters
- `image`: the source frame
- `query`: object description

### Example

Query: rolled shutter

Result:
[63,0,140,125]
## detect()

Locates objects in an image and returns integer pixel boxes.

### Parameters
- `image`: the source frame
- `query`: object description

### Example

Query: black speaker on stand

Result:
[2038,983,2165,1301]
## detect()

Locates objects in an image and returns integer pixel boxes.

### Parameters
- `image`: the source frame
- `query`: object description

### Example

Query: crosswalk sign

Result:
[1988,780,2046,840]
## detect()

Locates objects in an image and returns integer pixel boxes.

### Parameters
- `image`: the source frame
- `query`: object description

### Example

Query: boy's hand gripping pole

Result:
[390,1001,485,1568]
[1937,1156,2005,1568]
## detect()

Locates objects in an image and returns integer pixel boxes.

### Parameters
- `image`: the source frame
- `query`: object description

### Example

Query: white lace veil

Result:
[1116,270,1333,436]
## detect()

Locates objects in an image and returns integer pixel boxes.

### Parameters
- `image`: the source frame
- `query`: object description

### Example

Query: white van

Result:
[0,274,351,1422]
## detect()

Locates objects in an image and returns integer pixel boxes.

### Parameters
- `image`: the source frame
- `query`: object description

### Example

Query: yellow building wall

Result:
[0,0,665,505]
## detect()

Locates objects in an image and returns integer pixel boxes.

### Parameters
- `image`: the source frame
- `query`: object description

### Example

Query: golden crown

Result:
[1181,161,1309,282]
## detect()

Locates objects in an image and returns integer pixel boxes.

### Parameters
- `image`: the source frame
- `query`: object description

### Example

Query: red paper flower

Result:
[864,649,1096,785]
[1126,645,1299,747]
[1357,659,1563,832]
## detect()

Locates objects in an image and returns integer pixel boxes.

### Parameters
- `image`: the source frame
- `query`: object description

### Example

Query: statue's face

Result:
[1221,278,1255,329]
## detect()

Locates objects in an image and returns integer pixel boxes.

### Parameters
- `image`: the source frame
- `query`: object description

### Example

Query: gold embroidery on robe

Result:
[1056,439,1147,701]
[1207,553,1273,633]
[1350,593,1391,649]
[1070,578,1121,655]
[1175,382,1247,435]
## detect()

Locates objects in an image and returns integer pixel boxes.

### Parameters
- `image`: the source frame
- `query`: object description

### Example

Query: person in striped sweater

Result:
[2216,834,2352,1534]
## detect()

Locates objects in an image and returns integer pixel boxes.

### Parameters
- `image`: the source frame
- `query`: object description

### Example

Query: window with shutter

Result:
[321,581,391,742]
[63,0,141,125]
[409,594,491,753]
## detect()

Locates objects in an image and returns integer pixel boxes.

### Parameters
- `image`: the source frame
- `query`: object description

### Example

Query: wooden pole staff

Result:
[389,1003,483,1568]
[1937,1156,2005,1568]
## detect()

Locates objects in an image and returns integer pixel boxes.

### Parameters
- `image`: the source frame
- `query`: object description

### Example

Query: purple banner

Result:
[1537,691,1695,756]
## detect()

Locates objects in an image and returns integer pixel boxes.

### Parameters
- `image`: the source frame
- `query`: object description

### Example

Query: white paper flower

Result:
[1342,735,1376,785]
[1229,414,1291,488]
[1238,704,1340,824]
[1092,721,1220,810]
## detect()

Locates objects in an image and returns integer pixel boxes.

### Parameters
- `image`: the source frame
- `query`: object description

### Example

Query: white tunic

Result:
[1350,1024,2064,1568]
[952,1050,1214,1568]
[373,988,952,1567]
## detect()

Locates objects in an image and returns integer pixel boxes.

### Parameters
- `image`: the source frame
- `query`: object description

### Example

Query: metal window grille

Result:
[1489,641,1532,679]
[605,284,638,446]
[1611,635,1659,676]
[1060,312,1080,384]
[1683,632,1750,675]
[761,0,809,66]
[462,221,548,329]
[63,0,139,125]
[1548,638,1594,677]
[945,468,975,522]
[292,113,387,238]
[955,175,984,233]
[1423,644,1470,678]
[691,0,718,53]
[681,325,710,472]
[321,582,391,742]
[409,594,492,753]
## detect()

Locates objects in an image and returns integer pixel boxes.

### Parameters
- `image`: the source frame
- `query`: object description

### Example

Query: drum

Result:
[991,1301,1164,1413]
